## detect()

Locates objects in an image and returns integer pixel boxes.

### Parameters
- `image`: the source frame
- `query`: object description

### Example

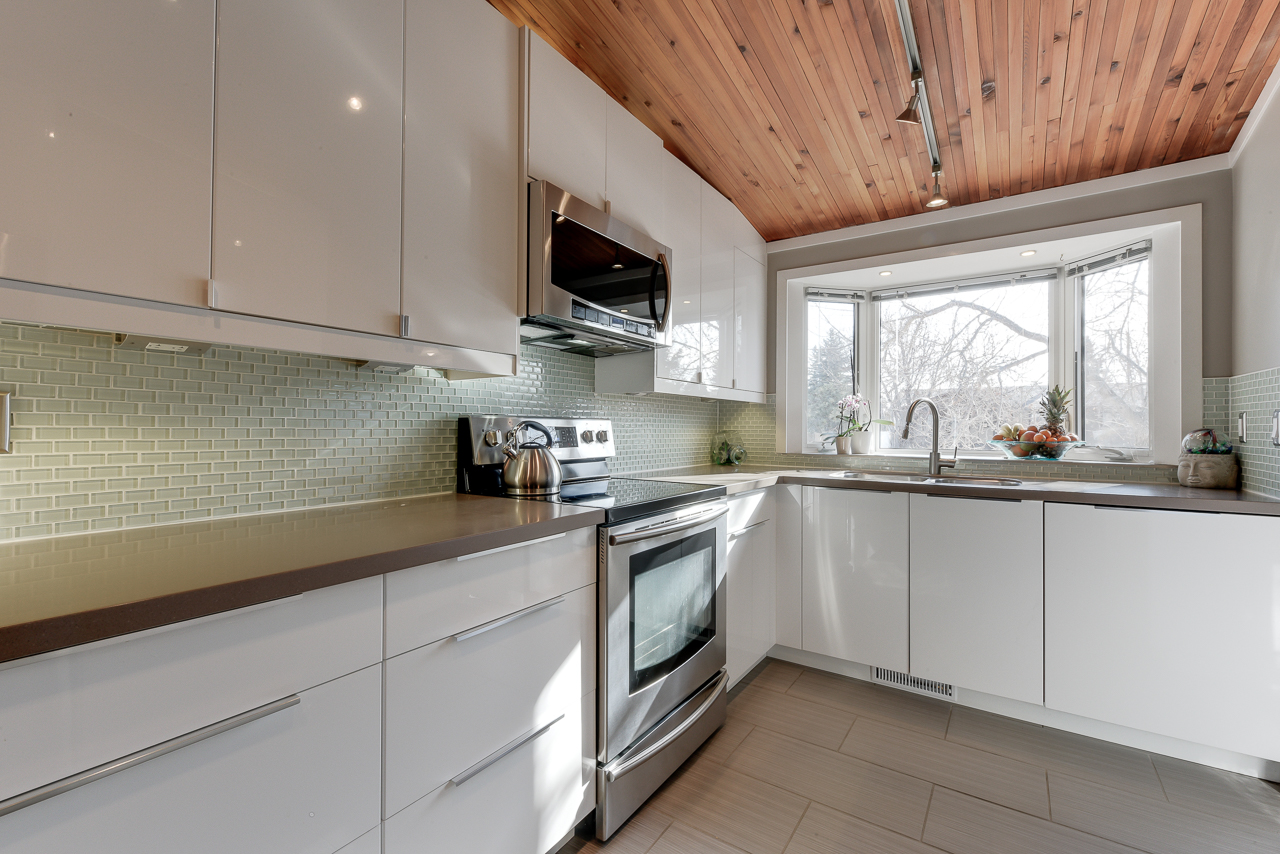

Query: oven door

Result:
[599,501,728,764]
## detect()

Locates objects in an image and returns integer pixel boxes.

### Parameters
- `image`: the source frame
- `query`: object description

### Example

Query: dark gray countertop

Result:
[0,493,604,664]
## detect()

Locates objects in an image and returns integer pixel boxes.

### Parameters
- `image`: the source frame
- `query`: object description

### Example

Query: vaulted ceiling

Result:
[488,0,1280,241]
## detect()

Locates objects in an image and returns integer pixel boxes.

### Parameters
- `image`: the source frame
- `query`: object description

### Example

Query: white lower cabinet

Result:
[910,494,1043,704]
[726,489,776,686]
[801,487,909,671]
[383,583,596,817]
[0,576,383,804]
[0,663,382,854]
[1045,503,1280,762]
[384,690,595,854]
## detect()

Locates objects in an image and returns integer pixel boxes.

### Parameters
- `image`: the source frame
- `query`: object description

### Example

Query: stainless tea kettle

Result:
[501,420,563,496]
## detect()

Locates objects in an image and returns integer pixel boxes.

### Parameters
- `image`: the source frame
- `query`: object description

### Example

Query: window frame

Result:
[801,288,864,453]
[774,205,1202,465]
[863,268,1065,459]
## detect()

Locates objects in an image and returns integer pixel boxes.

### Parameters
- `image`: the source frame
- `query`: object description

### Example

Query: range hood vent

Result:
[871,667,954,700]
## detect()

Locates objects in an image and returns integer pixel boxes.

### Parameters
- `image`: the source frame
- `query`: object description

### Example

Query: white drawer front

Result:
[384,583,594,818]
[0,664,382,854]
[0,576,382,803]
[728,487,773,533]
[385,690,595,854]
[385,526,594,658]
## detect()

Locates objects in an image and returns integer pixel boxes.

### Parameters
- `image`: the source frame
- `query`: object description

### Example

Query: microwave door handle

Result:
[651,252,671,333]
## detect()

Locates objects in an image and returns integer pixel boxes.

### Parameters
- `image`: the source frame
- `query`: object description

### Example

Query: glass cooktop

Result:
[550,477,726,524]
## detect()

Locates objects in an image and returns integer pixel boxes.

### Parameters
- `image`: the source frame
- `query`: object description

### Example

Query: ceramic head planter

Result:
[1177,428,1238,489]
[1178,452,1239,489]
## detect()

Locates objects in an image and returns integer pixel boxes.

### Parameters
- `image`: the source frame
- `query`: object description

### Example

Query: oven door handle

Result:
[603,668,729,782]
[607,503,729,546]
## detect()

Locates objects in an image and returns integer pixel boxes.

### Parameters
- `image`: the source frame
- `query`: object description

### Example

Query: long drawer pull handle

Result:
[451,596,566,643]
[0,694,300,819]
[728,519,768,539]
[450,714,563,787]
[456,532,567,562]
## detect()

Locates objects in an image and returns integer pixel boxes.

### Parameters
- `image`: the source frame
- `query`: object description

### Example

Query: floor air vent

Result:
[871,667,954,699]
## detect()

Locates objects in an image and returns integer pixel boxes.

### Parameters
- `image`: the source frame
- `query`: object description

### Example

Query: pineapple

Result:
[1038,385,1072,438]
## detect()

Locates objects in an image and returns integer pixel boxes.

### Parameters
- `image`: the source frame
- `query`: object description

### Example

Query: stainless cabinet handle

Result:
[728,519,768,539]
[603,669,728,782]
[608,504,729,546]
[456,532,566,562]
[0,694,300,819]
[450,714,563,787]
[451,595,566,643]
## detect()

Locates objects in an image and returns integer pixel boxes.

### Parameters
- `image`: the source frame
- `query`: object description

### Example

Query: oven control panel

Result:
[461,416,615,466]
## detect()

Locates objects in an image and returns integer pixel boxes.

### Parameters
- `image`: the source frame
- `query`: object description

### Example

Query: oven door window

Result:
[629,528,716,694]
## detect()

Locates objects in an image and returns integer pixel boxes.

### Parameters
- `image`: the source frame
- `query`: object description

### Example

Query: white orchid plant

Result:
[835,393,893,436]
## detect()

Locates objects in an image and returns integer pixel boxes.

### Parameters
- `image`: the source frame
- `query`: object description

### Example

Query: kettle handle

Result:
[503,420,555,457]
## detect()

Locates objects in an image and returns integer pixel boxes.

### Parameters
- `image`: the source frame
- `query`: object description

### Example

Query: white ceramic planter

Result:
[836,433,873,455]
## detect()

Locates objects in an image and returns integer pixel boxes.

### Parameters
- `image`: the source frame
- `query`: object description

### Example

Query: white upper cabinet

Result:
[734,249,767,394]
[605,100,665,239]
[657,153,702,383]
[211,0,404,337]
[910,494,1044,705]
[700,183,738,390]
[801,487,909,671]
[401,0,518,355]
[0,0,214,306]
[526,35,607,209]
[1045,503,1280,762]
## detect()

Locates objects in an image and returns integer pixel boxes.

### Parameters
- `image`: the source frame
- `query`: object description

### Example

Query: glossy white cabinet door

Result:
[384,690,595,854]
[775,484,804,648]
[401,0,518,355]
[727,489,776,686]
[1046,503,1280,762]
[605,100,666,239]
[0,664,382,854]
[383,583,594,818]
[700,184,737,389]
[802,487,910,671]
[658,153,703,383]
[910,494,1043,704]
[0,0,213,306]
[527,34,607,209]
[212,0,404,336]
[734,249,767,394]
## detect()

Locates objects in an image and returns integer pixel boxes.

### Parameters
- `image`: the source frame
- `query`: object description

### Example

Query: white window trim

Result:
[775,205,1202,465]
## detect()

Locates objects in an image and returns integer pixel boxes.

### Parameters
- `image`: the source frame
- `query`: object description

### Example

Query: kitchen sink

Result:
[829,471,931,483]
[829,471,1023,487]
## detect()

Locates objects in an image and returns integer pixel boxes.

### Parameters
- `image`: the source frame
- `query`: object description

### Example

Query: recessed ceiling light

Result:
[347,96,363,112]
[879,271,892,277]
[683,300,691,304]
[1021,249,1037,257]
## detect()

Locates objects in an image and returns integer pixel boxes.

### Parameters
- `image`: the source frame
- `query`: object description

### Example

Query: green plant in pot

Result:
[831,394,893,455]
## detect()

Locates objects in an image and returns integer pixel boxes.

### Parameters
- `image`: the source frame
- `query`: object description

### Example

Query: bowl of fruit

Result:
[987,386,1085,461]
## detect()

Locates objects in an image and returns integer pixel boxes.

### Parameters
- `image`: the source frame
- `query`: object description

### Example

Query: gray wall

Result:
[767,168,1235,379]
[1232,96,1280,376]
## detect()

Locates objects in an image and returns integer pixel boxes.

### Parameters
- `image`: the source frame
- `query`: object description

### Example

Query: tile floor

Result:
[571,660,1280,854]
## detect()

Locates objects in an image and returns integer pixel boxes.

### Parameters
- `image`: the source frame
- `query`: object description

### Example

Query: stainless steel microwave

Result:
[524,180,673,357]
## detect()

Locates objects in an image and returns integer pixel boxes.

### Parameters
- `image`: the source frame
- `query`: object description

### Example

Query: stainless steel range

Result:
[457,416,729,840]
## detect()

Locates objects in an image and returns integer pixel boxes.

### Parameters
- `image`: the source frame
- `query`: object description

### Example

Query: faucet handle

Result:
[939,448,958,470]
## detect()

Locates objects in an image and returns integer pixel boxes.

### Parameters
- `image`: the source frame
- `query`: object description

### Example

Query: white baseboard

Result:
[766,645,1280,783]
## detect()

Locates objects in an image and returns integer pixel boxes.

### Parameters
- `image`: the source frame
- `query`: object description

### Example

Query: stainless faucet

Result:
[901,398,956,476]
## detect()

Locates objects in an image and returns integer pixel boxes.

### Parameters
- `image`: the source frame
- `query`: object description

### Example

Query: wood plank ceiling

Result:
[487,0,1280,241]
